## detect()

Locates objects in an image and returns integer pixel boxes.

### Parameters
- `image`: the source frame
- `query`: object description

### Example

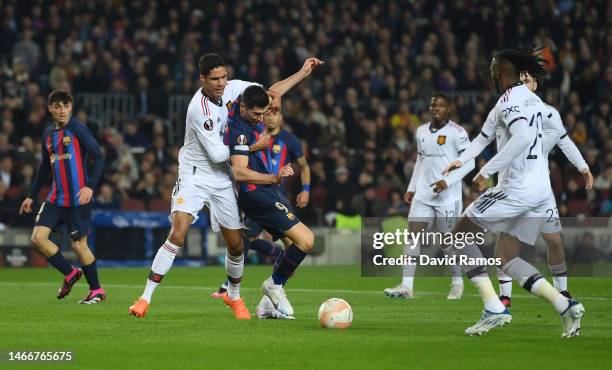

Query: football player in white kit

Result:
[384,93,474,300]
[129,53,322,319]
[494,71,593,306]
[443,49,584,337]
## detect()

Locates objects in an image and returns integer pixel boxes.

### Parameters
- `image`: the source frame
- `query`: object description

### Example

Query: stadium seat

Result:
[148,198,168,212]
[121,199,146,211]
[568,200,592,217]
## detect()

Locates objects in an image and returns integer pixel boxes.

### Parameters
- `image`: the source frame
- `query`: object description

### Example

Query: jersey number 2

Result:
[527,112,542,159]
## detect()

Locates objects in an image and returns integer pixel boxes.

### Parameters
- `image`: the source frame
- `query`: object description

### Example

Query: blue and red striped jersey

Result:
[267,130,303,176]
[225,99,273,193]
[29,117,104,207]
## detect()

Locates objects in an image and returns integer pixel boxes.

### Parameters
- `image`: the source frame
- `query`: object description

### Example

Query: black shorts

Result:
[35,202,92,240]
[238,187,300,240]
[244,216,264,239]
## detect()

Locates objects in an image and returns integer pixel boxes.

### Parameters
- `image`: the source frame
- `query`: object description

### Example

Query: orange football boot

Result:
[223,293,251,320]
[128,297,149,318]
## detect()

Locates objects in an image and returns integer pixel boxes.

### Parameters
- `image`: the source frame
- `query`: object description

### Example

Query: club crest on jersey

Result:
[203,119,214,131]
[437,135,446,145]
[286,212,295,221]
[237,134,248,145]
[272,144,281,153]
[226,101,233,110]
[62,136,71,146]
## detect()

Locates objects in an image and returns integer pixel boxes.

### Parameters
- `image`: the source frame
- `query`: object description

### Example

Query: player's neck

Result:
[501,80,523,93]
[430,119,448,130]
[200,87,221,105]
[54,118,70,129]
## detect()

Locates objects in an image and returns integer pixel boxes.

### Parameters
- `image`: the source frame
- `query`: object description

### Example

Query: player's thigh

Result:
[31,225,53,244]
[408,199,436,227]
[208,186,242,232]
[494,232,523,263]
[433,200,463,233]
[168,211,194,244]
[283,222,315,252]
[67,204,92,241]
[239,190,299,242]
[170,177,208,224]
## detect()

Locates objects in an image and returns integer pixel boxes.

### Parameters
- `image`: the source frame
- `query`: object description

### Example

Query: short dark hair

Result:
[241,85,269,109]
[48,90,73,105]
[431,93,449,104]
[199,53,226,76]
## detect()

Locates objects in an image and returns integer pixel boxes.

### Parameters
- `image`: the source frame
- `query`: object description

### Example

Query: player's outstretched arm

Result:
[478,119,531,179]
[268,58,324,96]
[230,155,292,185]
[556,136,592,188]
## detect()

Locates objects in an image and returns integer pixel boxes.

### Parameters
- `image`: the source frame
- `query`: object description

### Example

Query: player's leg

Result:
[210,186,251,319]
[456,193,513,335]
[261,221,313,316]
[31,203,83,299]
[67,204,105,304]
[496,231,584,337]
[435,200,464,300]
[497,267,513,307]
[543,232,570,297]
[129,211,192,317]
[384,199,432,298]
[383,221,427,299]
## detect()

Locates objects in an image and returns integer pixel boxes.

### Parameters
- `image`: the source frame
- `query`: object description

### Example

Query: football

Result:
[318,298,353,328]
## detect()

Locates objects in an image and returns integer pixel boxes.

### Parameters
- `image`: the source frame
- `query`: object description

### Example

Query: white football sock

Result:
[497,269,513,297]
[470,276,506,313]
[142,240,178,303]
[225,251,244,300]
[401,240,419,289]
[549,263,568,291]
[530,278,569,313]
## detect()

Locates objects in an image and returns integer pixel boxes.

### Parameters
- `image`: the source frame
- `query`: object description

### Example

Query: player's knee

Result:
[31,232,45,248]
[227,236,244,256]
[297,229,315,253]
[168,229,186,246]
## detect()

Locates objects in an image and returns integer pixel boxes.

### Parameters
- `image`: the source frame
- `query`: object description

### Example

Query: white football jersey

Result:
[541,103,567,156]
[480,83,552,206]
[179,80,256,188]
[410,121,470,206]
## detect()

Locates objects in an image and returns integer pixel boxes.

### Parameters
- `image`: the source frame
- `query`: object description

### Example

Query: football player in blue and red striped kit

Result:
[225,83,320,318]
[211,102,311,303]
[19,90,106,304]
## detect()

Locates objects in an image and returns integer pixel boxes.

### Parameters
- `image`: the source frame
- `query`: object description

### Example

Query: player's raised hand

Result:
[442,160,463,176]
[296,190,310,208]
[472,173,488,192]
[300,57,324,77]
[581,169,593,190]
[403,191,414,205]
[19,197,33,215]
[250,132,270,152]
[432,179,448,193]
[77,186,94,205]
[267,89,281,112]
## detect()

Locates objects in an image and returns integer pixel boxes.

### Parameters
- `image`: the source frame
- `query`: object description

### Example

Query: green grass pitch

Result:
[0,266,610,370]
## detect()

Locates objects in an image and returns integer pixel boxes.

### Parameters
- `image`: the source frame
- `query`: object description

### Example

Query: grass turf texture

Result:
[0,266,610,370]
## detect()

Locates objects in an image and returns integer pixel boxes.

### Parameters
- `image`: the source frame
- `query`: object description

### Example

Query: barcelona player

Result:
[19,90,106,304]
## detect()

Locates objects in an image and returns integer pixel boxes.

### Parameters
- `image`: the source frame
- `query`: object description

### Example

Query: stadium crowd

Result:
[0,0,610,227]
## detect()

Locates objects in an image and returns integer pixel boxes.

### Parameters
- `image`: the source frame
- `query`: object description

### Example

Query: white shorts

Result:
[170,174,242,232]
[408,198,462,233]
[464,188,545,245]
[538,193,562,234]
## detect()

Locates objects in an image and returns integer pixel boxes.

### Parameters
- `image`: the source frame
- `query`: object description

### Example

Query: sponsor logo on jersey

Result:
[49,153,72,163]
[437,135,446,145]
[237,134,248,145]
[501,106,520,118]
[203,119,214,131]
[62,136,71,146]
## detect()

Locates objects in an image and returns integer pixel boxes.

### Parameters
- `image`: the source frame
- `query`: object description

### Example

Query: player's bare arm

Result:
[295,156,311,208]
[268,58,324,96]
[231,155,293,184]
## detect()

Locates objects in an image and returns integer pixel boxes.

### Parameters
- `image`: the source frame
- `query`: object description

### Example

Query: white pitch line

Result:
[0,281,611,301]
